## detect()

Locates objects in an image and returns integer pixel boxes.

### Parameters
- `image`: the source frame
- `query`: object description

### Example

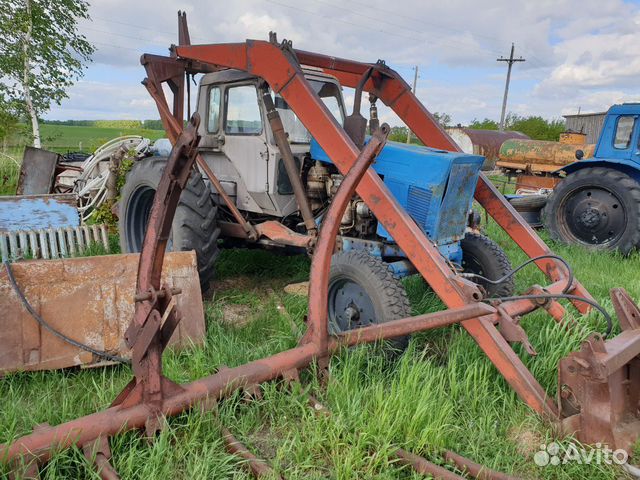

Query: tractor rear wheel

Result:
[542,167,640,254]
[328,251,411,351]
[460,232,514,298]
[119,156,221,290]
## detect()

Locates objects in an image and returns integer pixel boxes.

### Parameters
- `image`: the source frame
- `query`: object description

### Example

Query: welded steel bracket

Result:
[559,288,640,451]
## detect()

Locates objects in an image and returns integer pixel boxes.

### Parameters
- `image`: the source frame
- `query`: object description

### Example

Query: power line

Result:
[343,0,547,69]
[263,0,500,60]
[497,43,525,131]
[308,0,501,55]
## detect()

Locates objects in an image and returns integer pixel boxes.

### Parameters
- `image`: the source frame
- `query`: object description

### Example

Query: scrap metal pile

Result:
[0,136,154,262]
[3,13,640,479]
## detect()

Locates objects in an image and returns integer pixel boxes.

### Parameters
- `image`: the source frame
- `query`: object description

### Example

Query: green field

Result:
[0,124,166,195]
[1,125,638,478]
[34,124,166,153]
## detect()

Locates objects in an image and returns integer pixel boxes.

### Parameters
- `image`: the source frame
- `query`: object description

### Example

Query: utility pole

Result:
[406,65,419,143]
[497,43,525,131]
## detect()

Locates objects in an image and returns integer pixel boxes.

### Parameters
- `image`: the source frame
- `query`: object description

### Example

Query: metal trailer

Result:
[3,13,640,479]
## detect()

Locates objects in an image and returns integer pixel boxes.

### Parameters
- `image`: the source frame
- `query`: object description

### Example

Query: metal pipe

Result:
[260,83,317,235]
[221,428,282,478]
[0,343,318,462]
[328,303,495,350]
[444,450,519,480]
[306,124,390,355]
[392,449,464,480]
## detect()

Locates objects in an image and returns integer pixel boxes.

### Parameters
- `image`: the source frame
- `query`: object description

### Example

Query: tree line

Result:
[41,119,166,130]
[390,111,566,143]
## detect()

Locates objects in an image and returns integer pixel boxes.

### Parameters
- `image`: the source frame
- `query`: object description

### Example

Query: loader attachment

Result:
[559,288,640,452]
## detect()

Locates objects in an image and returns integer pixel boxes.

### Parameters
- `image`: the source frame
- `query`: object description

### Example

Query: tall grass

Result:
[1,199,638,478]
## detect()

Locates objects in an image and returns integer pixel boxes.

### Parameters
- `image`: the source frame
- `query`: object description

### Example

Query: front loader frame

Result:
[145,30,588,416]
[3,13,640,478]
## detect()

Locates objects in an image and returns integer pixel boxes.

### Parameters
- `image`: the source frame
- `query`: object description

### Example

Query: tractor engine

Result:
[306,160,375,237]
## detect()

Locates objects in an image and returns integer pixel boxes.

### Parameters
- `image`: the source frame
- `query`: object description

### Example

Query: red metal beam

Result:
[176,40,558,417]
[291,46,593,312]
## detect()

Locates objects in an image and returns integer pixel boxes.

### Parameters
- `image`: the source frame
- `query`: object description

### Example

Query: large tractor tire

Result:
[119,157,221,289]
[460,232,514,298]
[542,167,640,254]
[328,251,411,351]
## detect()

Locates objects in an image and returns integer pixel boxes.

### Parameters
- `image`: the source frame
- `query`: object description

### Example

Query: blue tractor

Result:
[543,104,640,253]
[120,68,514,341]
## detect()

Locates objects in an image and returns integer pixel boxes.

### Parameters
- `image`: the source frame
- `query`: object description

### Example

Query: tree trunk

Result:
[22,0,40,148]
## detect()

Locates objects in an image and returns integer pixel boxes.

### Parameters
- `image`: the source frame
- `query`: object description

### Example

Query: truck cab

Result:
[562,103,640,175]
[543,103,640,253]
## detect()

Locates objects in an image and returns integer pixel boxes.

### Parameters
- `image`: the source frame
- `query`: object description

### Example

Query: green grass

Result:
[2,225,638,478]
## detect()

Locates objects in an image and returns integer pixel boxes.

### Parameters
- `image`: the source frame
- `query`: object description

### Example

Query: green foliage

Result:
[93,120,142,129]
[468,118,500,130]
[388,126,408,142]
[93,154,136,228]
[432,111,452,128]
[506,114,566,141]
[467,114,565,141]
[142,119,165,130]
[0,0,94,121]
[388,126,423,145]
[0,151,20,195]
[5,124,166,153]
[41,119,167,130]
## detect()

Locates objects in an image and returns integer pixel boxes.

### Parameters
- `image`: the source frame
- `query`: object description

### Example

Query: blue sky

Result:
[47,0,640,126]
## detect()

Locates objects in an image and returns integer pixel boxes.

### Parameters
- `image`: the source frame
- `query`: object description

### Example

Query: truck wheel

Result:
[460,232,514,297]
[119,157,221,289]
[542,167,640,254]
[328,251,411,351]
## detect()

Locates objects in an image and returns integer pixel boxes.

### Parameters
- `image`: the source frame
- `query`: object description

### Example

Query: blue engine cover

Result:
[310,138,484,261]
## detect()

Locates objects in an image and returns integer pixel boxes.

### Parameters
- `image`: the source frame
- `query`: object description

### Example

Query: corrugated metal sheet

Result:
[563,112,607,144]
[446,128,529,170]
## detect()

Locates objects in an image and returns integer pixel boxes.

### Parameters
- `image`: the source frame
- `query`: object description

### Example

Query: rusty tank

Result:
[447,128,529,170]
[497,137,596,174]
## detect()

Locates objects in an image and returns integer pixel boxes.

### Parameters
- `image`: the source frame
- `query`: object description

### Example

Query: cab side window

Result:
[207,86,221,133]
[613,116,635,149]
[225,85,263,135]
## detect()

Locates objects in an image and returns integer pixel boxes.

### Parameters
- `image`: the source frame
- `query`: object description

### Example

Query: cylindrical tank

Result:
[497,139,596,173]
[447,128,530,170]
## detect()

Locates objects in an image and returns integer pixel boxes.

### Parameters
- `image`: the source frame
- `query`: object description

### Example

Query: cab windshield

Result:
[275,79,344,144]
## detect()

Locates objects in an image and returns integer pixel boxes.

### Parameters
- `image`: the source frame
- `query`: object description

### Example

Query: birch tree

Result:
[0,0,94,148]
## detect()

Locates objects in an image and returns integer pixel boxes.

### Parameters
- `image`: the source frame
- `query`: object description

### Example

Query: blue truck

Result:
[543,103,640,253]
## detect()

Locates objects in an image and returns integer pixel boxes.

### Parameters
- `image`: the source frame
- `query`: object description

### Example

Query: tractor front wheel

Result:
[328,251,411,351]
[542,167,640,254]
[119,157,221,290]
[460,232,514,298]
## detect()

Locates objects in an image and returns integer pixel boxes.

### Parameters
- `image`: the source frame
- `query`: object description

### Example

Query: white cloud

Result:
[40,0,640,124]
